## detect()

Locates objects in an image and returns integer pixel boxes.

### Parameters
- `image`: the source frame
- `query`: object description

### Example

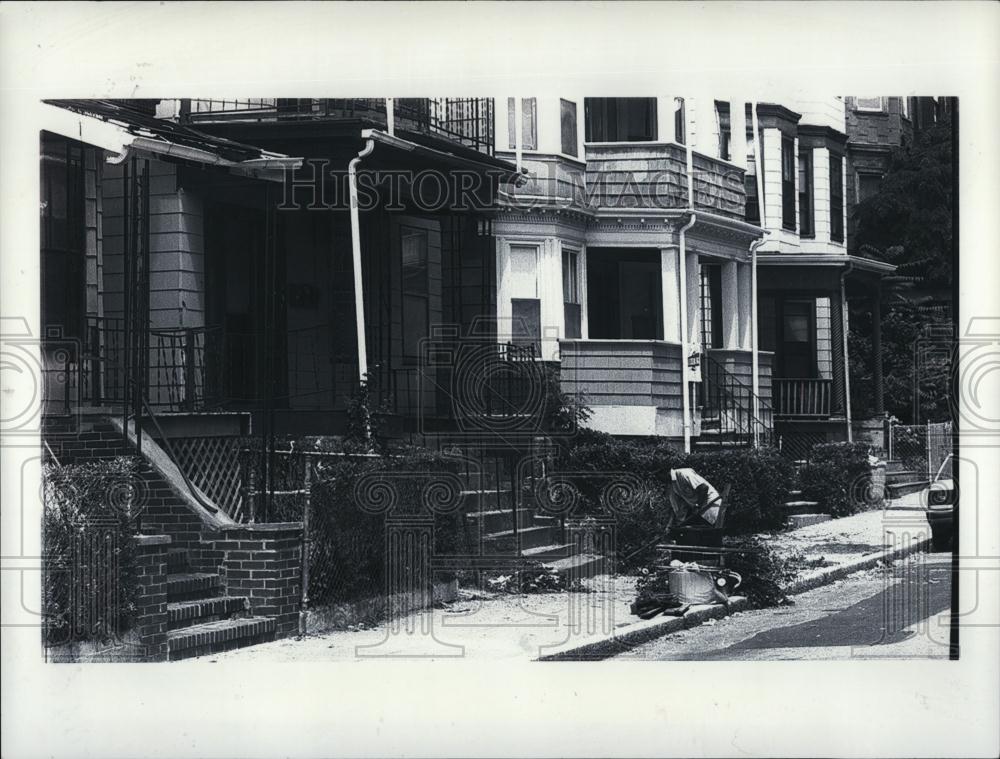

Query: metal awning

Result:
[41,100,302,180]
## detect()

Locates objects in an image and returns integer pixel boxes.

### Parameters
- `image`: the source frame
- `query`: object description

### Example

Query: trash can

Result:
[666,565,742,605]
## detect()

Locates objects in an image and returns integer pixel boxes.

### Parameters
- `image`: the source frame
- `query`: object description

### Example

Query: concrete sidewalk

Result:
[205,501,932,662]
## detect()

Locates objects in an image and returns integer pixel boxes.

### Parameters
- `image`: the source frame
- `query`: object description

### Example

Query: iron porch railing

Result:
[181,98,496,156]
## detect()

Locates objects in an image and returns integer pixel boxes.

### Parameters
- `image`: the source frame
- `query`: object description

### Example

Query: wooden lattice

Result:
[170,436,248,522]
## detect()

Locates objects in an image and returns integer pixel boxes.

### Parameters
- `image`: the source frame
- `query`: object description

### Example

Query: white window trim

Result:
[855,97,885,113]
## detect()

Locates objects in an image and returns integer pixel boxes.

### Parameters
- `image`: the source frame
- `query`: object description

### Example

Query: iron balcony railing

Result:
[181,98,495,156]
[699,352,774,448]
[773,378,833,418]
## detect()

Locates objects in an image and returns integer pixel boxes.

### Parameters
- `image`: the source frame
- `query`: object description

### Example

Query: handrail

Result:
[700,351,773,447]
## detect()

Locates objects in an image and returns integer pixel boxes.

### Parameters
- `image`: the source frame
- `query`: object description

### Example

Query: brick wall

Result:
[134,535,170,661]
[206,525,304,638]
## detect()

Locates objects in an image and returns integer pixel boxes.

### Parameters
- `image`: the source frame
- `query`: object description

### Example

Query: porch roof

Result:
[360,128,521,177]
[42,99,302,178]
[757,253,897,274]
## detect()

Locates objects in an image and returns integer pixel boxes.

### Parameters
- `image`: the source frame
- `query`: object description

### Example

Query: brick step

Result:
[780,500,820,515]
[167,596,248,630]
[167,572,221,602]
[484,525,560,552]
[520,542,576,561]
[166,616,276,660]
[165,549,190,574]
[543,552,608,580]
[465,508,533,534]
[786,513,832,529]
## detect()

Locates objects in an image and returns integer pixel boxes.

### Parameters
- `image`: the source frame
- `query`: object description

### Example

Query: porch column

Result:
[721,260,740,349]
[685,251,701,353]
[737,261,753,349]
[871,282,885,415]
[657,96,677,143]
[660,247,681,342]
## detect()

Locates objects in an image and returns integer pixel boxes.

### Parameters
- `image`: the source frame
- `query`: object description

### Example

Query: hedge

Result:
[799,441,882,517]
[308,449,474,605]
[42,457,142,645]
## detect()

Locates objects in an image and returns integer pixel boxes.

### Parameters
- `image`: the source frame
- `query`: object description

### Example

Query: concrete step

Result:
[781,500,820,515]
[484,525,560,552]
[166,572,221,602]
[166,616,276,660]
[887,480,930,497]
[167,596,249,630]
[465,508,533,534]
[459,489,514,512]
[786,513,832,529]
[521,543,576,561]
[544,553,608,580]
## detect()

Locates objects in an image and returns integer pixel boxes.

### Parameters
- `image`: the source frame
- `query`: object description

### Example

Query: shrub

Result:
[800,442,880,517]
[42,457,142,645]
[308,449,474,605]
[721,535,800,608]
[557,439,796,570]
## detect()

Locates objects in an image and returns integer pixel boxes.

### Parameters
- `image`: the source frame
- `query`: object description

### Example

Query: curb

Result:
[536,535,932,661]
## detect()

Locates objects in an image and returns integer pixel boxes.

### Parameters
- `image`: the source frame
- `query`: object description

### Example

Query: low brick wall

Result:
[204,523,304,639]
[134,534,171,661]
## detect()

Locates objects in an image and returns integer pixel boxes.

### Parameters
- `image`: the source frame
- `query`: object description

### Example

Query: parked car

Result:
[926,454,955,551]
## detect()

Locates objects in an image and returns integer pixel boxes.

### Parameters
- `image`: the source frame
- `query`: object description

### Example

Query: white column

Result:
[685,251,701,351]
[761,127,784,231]
[813,146,831,243]
[496,237,512,341]
[737,261,753,350]
[730,99,747,170]
[721,260,740,349]
[540,237,563,360]
[579,244,589,339]
[660,246,681,342]
[692,95,719,158]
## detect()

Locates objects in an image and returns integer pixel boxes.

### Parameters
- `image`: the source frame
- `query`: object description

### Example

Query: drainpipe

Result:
[349,137,376,383]
[678,212,697,454]
[840,261,854,442]
[385,98,395,136]
[750,102,767,446]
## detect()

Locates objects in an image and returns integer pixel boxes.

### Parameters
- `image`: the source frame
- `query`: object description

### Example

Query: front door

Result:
[779,299,816,378]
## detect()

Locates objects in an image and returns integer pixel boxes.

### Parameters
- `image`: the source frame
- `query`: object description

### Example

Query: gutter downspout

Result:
[840,261,854,442]
[678,211,697,454]
[349,137,376,385]
[750,102,767,446]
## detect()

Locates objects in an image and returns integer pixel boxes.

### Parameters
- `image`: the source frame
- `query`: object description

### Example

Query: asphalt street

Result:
[618,551,955,660]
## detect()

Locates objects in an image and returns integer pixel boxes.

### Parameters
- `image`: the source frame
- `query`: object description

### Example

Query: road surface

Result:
[618,551,955,660]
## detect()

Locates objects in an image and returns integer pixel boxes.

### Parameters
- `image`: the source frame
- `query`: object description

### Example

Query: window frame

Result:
[781,135,797,231]
[798,147,814,238]
[562,247,582,339]
[400,225,430,363]
[507,97,537,150]
[674,97,686,145]
[584,97,658,143]
[855,97,885,113]
[560,99,579,157]
[829,153,845,243]
[715,100,731,161]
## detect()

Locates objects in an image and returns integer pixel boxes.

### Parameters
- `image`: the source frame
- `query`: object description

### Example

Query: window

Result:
[560,99,578,157]
[744,105,760,224]
[699,264,723,350]
[798,148,814,238]
[401,228,429,361]
[857,172,882,203]
[900,97,910,120]
[562,248,581,339]
[507,97,537,150]
[781,136,796,231]
[715,101,731,160]
[41,136,86,339]
[856,97,884,112]
[781,300,816,378]
[584,97,657,142]
[830,154,844,243]
[508,244,540,351]
[674,97,686,145]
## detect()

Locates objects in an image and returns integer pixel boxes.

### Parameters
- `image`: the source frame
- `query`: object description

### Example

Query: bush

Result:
[308,449,474,605]
[722,535,800,608]
[799,442,880,517]
[558,439,796,571]
[42,457,142,645]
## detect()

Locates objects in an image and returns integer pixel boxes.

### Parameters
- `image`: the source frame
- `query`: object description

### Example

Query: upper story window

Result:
[855,97,884,113]
[830,154,844,243]
[560,99,579,157]
[507,98,537,150]
[798,148,814,238]
[674,97,686,145]
[716,101,731,160]
[744,104,761,225]
[781,135,796,231]
[585,98,657,142]
[900,97,910,120]
[857,172,883,203]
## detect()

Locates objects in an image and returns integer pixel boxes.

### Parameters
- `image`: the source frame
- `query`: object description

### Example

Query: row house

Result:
[493,95,893,455]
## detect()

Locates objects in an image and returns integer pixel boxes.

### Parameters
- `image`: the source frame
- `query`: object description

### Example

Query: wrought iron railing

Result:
[182,98,495,156]
[773,378,833,418]
[699,352,774,448]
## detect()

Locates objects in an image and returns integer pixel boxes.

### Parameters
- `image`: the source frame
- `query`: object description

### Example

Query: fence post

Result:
[298,458,312,638]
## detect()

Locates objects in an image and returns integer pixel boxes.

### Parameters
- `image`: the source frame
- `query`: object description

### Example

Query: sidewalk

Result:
[205,499,932,662]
